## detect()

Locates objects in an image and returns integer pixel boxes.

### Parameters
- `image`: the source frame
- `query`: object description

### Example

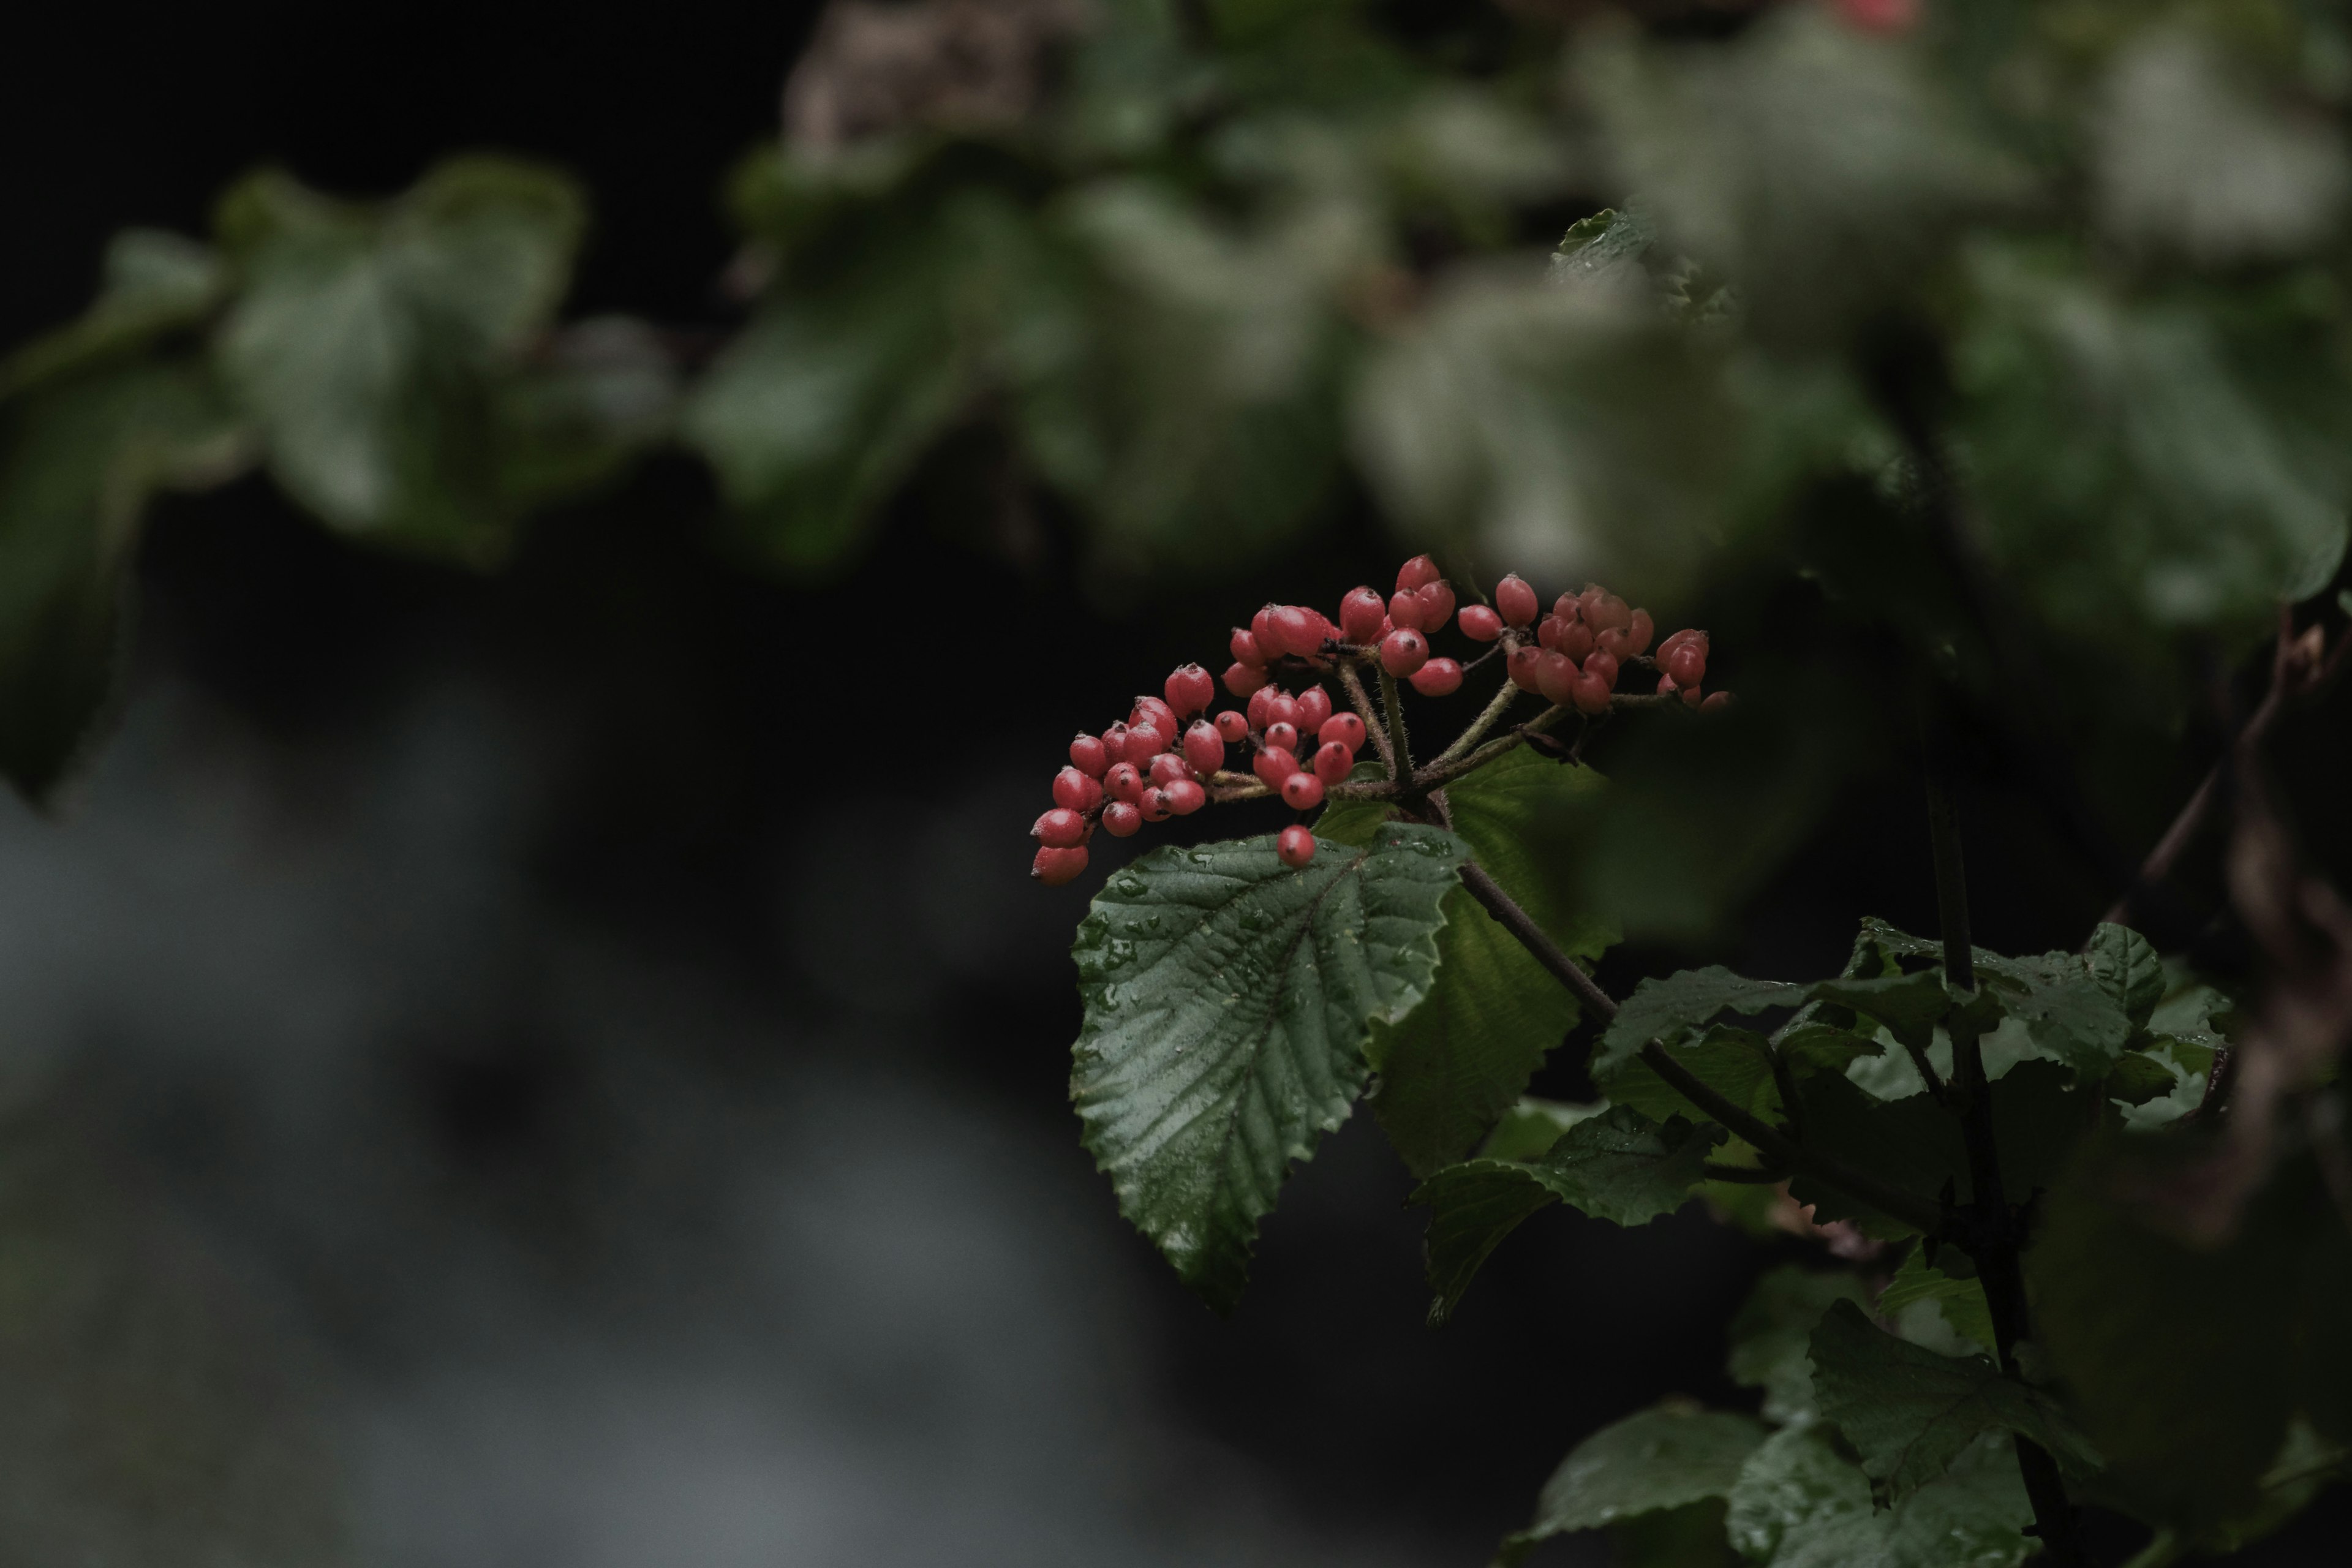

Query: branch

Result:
[1433,645,1529,765]
[1337,663,1395,776]
[1457,862,1616,1020]
[1376,667,1414,780]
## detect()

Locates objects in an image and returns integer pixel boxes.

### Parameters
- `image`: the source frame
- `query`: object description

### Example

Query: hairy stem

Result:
[1377,668,1414,780]
[1434,639,1529,764]
[1338,663,1395,775]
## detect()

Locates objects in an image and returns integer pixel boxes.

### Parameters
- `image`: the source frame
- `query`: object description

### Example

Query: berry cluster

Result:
[1030,554,1723,886]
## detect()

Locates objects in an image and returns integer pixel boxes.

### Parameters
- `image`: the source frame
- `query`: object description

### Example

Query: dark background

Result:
[0,3,2341,1563]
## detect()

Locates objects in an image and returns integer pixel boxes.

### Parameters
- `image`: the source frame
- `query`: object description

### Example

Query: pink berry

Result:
[1149,753,1193,788]
[1396,554,1441,594]
[1626,609,1654,657]
[1656,628,1702,660]
[1596,628,1629,661]
[1560,620,1596,662]
[1141,788,1173,823]
[1339,587,1387,645]
[1215,710,1250,744]
[1032,845,1088,885]
[1164,665,1215,717]
[1379,628,1430,677]
[1458,605,1502,642]
[1281,772,1325,810]
[1105,761,1145,804]
[1409,658,1463,696]
[1388,589,1427,632]
[1265,721,1300,755]
[1231,628,1267,668]
[1585,650,1620,690]
[1131,696,1177,737]
[1535,650,1578,706]
[1295,687,1333,735]
[1054,766,1104,813]
[1665,644,1706,687]
[1318,712,1366,752]
[1278,825,1317,869]
[1269,604,1330,660]
[1102,722,1131,761]
[1571,672,1613,715]
[1033,808,1087,848]
[1251,605,1283,659]
[1070,734,1108,778]
[1554,592,1584,624]
[1537,616,1567,652]
[1224,662,1268,698]
[1265,693,1298,731]
[1585,592,1632,636]
[1702,691,1732,712]
[1183,720,1226,774]
[1657,674,1679,696]
[1246,687,1279,731]
[1681,682,1705,709]
[1495,575,1538,627]
[1102,802,1143,837]
[1313,741,1353,785]
[1415,581,1455,633]
[1253,746,1298,789]
[1122,724,1167,763]
[1166,778,1208,814]
[1507,646,1545,693]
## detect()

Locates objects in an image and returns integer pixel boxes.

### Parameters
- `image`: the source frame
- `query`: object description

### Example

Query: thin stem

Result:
[1434,638,1529,764]
[1377,668,1414,780]
[1457,862,1614,1020]
[1337,663,1395,775]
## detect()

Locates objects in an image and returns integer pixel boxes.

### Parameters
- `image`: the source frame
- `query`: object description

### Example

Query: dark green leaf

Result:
[2086,924,2165,1030]
[1606,1027,1780,1126]
[1070,824,1466,1311]
[1722,1426,1874,1564]
[1415,1107,1719,1324]
[1477,1097,1609,1163]
[1496,1401,1766,1566]
[1809,970,1950,1052]
[1730,1426,2034,1568]
[1593,968,1804,1085]
[1,230,225,398]
[1609,1499,1743,1568]
[1725,1265,1870,1425]
[1810,1300,2100,1500]
[1976,952,2133,1077]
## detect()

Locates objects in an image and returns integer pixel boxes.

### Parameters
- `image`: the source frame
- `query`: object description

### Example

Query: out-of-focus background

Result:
[1,1,2348,1564]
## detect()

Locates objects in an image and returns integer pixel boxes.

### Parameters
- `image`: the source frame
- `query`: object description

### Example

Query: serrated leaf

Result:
[1477,1097,1610,1163]
[1725,1265,1871,1425]
[1496,1402,1767,1566]
[1607,1027,1781,1126]
[2086,924,2165,1029]
[1548,206,1654,295]
[1070,824,1466,1311]
[1593,968,1806,1085]
[1880,1246,1996,1357]
[1730,1427,2034,1568]
[1809,1300,2100,1501]
[1415,1106,1719,1324]
[1810,970,1951,1052]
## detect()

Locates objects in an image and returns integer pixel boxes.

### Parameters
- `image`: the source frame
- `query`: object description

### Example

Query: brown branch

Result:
[1457,861,1615,1020]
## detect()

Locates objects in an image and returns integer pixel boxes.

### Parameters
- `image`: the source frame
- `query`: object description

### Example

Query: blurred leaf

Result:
[1477,1096,1610,1163]
[1809,1300,2099,1501]
[1069,824,1464,1312]
[1608,1499,1742,1568]
[1,230,225,397]
[1496,1401,1766,1567]
[1725,1265,1871,1427]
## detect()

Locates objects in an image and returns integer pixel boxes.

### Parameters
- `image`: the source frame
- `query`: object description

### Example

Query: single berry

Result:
[1253,746,1298,789]
[1265,721,1300,755]
[1251,605,1283,658]
[1318,712,1366,752]
[1031,845,1088,885]
[1553,592,1584,624]
[1246,686,1279,731]
[1231,627,1267,668]
[1665,644,1706,687]
[1681,682,1705,708]
[1164,664,1216,717]
[1184,720,1226,774]
[1701,691,1732,712]
[1313,741,1354,784]
[1415,581,1455,633]
[1507,645,1545,693]
[1270,604,1331,660]
[1656,627,1698,660]
[1458,605,1503,642]
[1595,627,1629,661]
[1387,589,1427,632]
[1148,753,1193,788]
[1105,761,1145,804]
[1558,619,1595,662]
[1054,766,1104,813]
[1131,696,1177,737]
[1278,824,1317,869]
[1069,734,1109,779]
[1570,671,1613,715]
[1535,649,1578,706]
[1295,687,1333,735]
[1281,772,1325,810]
[1409,658,1463,696]
[1657,674,1679,696]
[1584,649,1620,690]
[1102,801,1143,837]
[1140,788,1173,823]
[1339,587,1387,645]
[1102,721,1130,762]
[1379,628,1430,677]
[1165,778,1208,814]
[1215,710,1251,744]
[1626,608,1654,657]
[1266,692,1299,731]
[1224,662,1268,698]
[1033,808,1087,848]
[1584,592,1632,635]
[1121,724,1167,763]
[1396,554,1441,594]
[1495,574,1539,627]
[1537,615,1567,652]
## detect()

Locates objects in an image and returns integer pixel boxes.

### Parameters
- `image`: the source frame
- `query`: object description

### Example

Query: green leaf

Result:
[1496,1401,1766,1566]
[1976,952,2134,1077]
[1367,750,1616,1174]
[1070,824,1466,1311]
[1593,968,1805,1086]
[1548,206,1655,294]
[1729,1427,2035,1568]
[1308,760,1400,846]
[1879,1246,1996,1357]
[2086,924,2165,1030]
[216,158,590,563]
[1809,1300,2100,1501]
[1415,1106,1719,1324]
[1809,970,1951,1052]
[1607,1027,1781,1126]
[1725,1265,1871,1425]
[1,230,226,398]
[1477,1097,1610,1162]
[1722,1426,1875,1563]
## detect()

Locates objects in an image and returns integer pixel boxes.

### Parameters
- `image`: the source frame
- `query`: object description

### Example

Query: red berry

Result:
[1596,627,1629,661]
[1571,672,1612,715]
[1164,665,1216,717]
[1033,808,1087,847]
[1396,554,1441,594]
[1409,658,1463,696]
[1149,753,1193,787]
[1702,691,1732,712]
[1278,824,1317,869]
[1266,692,1298,731]
[1141,788,1174,823]
[1537,616,1567,652]
[1265,721,1300,755]
[1069,734,1108,778]
[1131,696,1177,737]
[1102,722,1131,761]
[1313,741,1354,784]
[1388,589,1427,632]
[1105,761,1145,804]
[1251,605,1283,658]
[1681,682,1705,708]
[1561,620,1596,662]
[1536,650,1579,706]
[1585,650,1620,690]
[1585,592,1632,636]
[1495,574,1539,627]
[1215,710,1250,744]
[1626,609,1654,657]
[1224,662,1269,698]
[1507,645,1545,693]
[1269,604,1329,660]
[1339,587,1387,645]
[1458,605,1503,642]
[1166,778,1208,813]
[1032,844,1088,884]
[1554,592,1584,624]
[1102,801,1143,837]
[1246,687,1278,731]
[1122,724,1167,763]
[1253,746,1298,789]
[1281,772,1325,810]
[1231,628,1267,668]
[1656,628,1700,660]
[1657,674,1679,696]
[1318,712,1366,752]
[1295,687,1333,736]
[1665,644,1706,687]
[1379,628,1430,677]
[1415,581,1455,633]
[1054,766,1104,813]
[1183,720,1226,774]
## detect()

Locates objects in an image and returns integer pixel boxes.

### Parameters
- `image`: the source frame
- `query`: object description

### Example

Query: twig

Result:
[1377,668,1414,780]
[1457,862,1615,1020]
[1337,663,1394,775]
[1433,643,1529,764]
